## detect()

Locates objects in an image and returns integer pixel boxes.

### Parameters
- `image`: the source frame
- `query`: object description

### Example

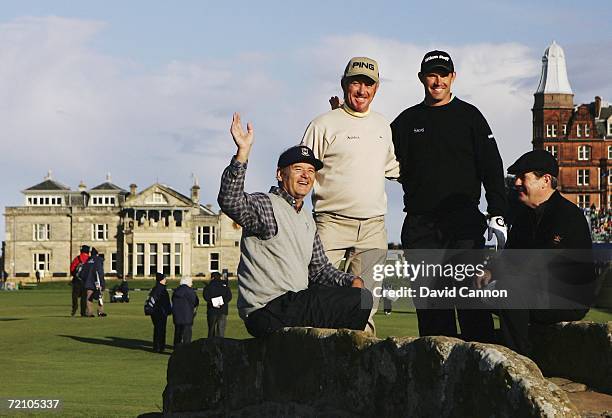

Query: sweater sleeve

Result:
[301,120,328,160]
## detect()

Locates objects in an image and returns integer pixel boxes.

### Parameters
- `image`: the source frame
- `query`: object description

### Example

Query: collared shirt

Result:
[218,157,354,287]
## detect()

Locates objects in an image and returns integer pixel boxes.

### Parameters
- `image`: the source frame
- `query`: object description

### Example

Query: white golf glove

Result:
[487,216,507,249]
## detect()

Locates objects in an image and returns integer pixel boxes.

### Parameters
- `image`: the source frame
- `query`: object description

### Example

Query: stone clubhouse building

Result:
[2,173,241,282]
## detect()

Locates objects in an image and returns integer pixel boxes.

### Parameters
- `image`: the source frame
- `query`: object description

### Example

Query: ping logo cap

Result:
[343,57,379,83]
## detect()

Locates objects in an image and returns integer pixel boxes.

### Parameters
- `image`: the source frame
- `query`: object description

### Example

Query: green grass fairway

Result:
[0,282,610,417]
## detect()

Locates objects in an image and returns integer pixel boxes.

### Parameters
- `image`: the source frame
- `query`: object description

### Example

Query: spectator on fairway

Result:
[302,57,399,335]
[172,277,199,346]
[82,247,106,317]
[203,272,232,338]
[150,272,172,353]
[35,270,41,284]
[69,245,90,316]
[218,113,373,338]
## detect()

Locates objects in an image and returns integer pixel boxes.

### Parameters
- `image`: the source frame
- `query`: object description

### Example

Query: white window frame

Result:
[577,124,581,138]
[196,225,216,246]
[90,195,116,206]
[175,243,182,276]
[92,224,109,241]
[546,124,553,137]
[25,195,63,206]
[562,124,568,135]
[545,145,558,158]
[608,122,612,136]
[32,252,50,272]
[578,145,590,161]
[152,193,165,204]
[110,252,117,273]
[162,243,171,275]
[584,124,590,137]
[149,243,158,275]
[608,146,612,159]
[577,169,590,186]
[577,194,590,209]
[209,252,220,273]
[33,224,50,241]
[136,243,145,276]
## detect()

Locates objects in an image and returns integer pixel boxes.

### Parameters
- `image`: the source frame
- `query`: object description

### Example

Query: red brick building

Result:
[532,41,612,209]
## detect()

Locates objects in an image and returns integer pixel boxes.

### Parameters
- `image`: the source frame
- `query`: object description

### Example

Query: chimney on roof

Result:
[130,183,137,197]
[191,184,200,205]
[78,180,87,192]
[191,173,200,205]
[45,170,52,180]
[595,96,602,118]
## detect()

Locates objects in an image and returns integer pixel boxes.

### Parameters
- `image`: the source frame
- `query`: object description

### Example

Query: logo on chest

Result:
[346,135,360,140]
[552,234,563,245]
[413,128,425,133]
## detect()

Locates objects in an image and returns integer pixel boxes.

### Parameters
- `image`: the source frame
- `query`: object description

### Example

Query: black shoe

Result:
[98,312,107,317]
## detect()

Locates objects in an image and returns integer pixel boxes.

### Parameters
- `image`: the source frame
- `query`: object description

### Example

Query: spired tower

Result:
[532,41,610,210]
[532,41,574,150]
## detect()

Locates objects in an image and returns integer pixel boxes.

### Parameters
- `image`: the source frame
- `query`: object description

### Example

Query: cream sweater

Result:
[301,105,399,218]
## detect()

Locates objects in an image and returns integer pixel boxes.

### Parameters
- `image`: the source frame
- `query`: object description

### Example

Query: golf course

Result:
[1,280,610,417]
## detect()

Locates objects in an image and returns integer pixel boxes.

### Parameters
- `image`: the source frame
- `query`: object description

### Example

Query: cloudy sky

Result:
[1,1,611,242]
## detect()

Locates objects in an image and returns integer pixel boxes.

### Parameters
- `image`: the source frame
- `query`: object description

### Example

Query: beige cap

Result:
[343,57,379,83]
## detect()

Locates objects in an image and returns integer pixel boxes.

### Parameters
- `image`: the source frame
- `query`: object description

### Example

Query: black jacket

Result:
[506,191,592,250]
[172,285,199,325]
[495,191,595,306]
[203,278,232,315]
[82,255,105,290]
[150,283,171,317]
[391,97,507,219]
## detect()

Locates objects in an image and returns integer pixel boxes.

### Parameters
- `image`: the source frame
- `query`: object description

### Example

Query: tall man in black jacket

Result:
[391,50,508,342]
[172,277,199,346]
[203,272,232,338]
[150,272,172,353]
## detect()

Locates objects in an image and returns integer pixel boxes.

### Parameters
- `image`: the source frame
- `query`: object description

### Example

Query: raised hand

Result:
[230,112,254,163]
[329,96,343,110]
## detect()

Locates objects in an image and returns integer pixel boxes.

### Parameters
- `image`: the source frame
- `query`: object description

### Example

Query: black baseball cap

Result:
[420,50,454,74]
[80,245,90,253]
[156,272,165,282]
[277,145,323,171]
[507,150,559,177]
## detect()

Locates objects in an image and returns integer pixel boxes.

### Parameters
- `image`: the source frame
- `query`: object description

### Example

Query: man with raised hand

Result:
[391,50,508,342]
[302,57,399,334]
[218,113,372,338]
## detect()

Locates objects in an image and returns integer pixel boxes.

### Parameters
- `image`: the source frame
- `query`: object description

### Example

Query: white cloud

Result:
[0,18,555,243]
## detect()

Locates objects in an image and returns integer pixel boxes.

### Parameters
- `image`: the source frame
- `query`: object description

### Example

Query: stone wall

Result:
[163,328,579,417]
[530,321,612,394]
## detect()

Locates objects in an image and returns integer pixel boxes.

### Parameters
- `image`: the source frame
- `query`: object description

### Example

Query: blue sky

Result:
[1,1,611,242]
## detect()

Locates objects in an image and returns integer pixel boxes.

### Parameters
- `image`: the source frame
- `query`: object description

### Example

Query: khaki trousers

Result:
[314,213,388,335]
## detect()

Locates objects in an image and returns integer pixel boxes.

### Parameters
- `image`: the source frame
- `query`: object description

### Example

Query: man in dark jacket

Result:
[150,272,172,353]
[69,245,90,316]
[203,272,232,337]
[391,50,508,343]
[82,248,106,317]
[172,277,199,346]
[477,150,595,355]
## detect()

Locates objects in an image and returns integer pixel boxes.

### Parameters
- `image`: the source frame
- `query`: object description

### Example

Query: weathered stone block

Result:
[530,321,612,394]
[163,328,579,417]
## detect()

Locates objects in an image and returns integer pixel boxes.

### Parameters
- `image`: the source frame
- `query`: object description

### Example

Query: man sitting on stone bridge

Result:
[218,113,373,337]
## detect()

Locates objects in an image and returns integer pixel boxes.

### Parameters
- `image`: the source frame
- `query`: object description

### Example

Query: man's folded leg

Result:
[244,285,373,338]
